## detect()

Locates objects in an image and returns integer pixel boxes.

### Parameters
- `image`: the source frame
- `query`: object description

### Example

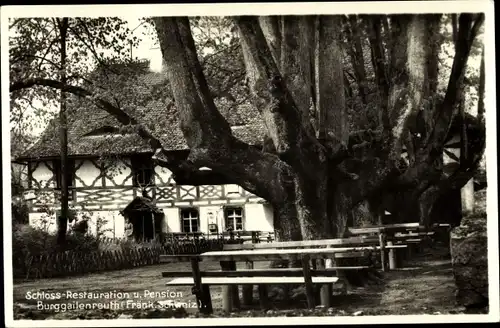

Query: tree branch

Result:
[258,16,282,65]
[236,16,327,177]
[424,13,480,150]
[451,14,458,47]
[154,16,298,204]
[11,54,61,70]
[70,19,120,75]
[280,15,316,135]
[477,46,485,124]
[366,15,390,128]
[346,15,368,104]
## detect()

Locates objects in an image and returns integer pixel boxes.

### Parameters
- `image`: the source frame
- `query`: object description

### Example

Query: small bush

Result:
[12,221,168,279]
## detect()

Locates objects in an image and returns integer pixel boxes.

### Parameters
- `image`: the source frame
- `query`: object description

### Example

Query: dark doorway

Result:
[131,212,155,242]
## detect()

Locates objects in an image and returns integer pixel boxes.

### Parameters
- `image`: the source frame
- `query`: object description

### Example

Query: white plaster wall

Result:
[443,148,460,165]
[243,203,274,232]
[443,135,460,165]
[105,158,132,187]
[32,162,54,188]
[224,184,242,198]
[154,165,175,185]
[75,160,102,187]
[163,207,180,233]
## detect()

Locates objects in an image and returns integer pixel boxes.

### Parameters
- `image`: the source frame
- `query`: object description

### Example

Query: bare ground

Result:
[12,242,487,319]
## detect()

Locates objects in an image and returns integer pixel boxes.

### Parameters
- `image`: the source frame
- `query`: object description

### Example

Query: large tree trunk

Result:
[346,15,368,105]
[315,16,348,148]
[56,18,69,246]
[421,15,442,138]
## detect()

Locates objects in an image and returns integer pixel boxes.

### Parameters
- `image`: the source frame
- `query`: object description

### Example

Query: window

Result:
[131,155,154,187]
[225,207,243,231]
[181,208,199,233]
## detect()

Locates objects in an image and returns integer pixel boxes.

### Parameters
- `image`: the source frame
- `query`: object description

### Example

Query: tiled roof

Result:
[19,65,265,160]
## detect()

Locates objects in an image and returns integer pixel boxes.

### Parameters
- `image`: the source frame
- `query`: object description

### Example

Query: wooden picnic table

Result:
[349,222,424,235]
[349,223,429,270]
[198,245,405,262]
[194,244,406,311]
[162,236,410,313]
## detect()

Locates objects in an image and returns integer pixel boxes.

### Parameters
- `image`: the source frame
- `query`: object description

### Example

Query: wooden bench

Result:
[348,223,438,269]
[164,257,341,313]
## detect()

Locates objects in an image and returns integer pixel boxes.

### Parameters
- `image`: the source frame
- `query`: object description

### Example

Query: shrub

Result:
[12,224,101,259]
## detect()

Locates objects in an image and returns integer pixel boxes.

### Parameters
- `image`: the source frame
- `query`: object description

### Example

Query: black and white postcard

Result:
[2,1,498,327]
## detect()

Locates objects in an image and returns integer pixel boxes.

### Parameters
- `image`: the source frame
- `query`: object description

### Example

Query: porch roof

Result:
[120,196,164,216]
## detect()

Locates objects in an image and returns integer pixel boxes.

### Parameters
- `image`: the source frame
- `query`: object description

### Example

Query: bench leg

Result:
[258,284,269,309]
[229,261,240,309]
[318,259,332,307]
[379,233,387,272]
[242,261,254,306]
[222,285,233,313]
[220,261,234,313]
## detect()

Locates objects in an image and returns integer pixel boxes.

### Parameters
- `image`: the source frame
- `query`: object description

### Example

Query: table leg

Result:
[379,232,387,271]
[407,242,413,259]
[191,256,212,314]
[258,284,269,309]
[229,261,240,309]
[242,261,254,306]
[318,259,332,307]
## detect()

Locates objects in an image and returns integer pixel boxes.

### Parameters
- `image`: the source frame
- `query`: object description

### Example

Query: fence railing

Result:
[160,230,275,243]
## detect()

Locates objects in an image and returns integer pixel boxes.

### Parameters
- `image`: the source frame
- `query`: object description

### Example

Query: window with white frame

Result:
[181,208,199,233]
[225,207,243,231]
